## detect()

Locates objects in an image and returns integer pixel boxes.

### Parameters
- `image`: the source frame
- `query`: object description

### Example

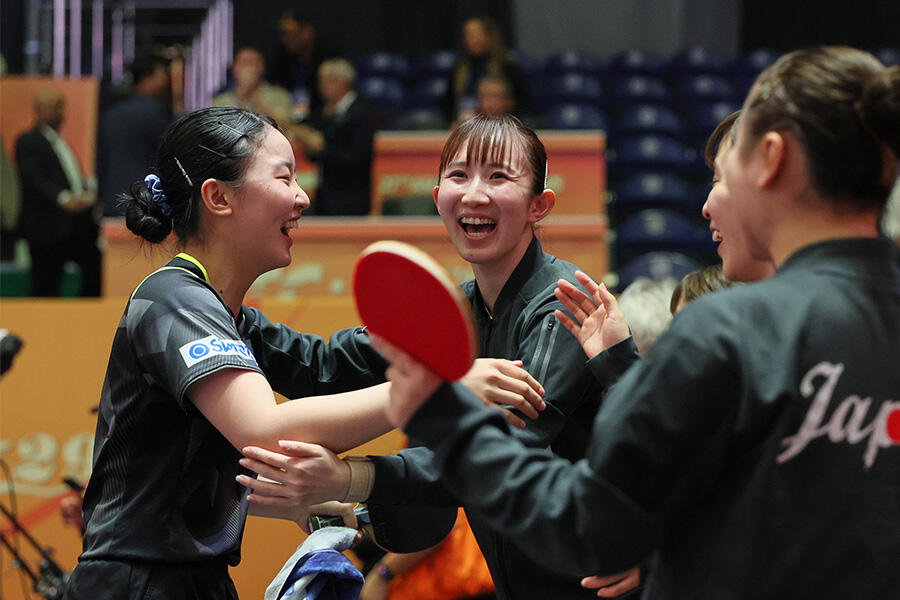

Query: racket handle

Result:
[308,504,371,533]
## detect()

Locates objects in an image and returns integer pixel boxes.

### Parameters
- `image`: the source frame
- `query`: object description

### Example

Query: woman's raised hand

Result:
[554,271,631,359]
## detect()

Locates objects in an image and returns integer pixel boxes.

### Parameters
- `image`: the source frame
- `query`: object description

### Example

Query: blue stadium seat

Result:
[609,171,700,219]
[544,49,604,78]
[540,73,604,107]
[607,49,666,77]
[615,251,704,291]
[507,49,543,80]
[685,100,742,142]
[876,47,900,67]
[606,134,695,174]
[731,76,755,102]
[730,48,780,97]
[674,73,736,107]
[731,48,780,77]
[613,208,710,263]
[415,50,458,77]
[356,52,411,82]
[545,103,607,130]
[608,74,671,110]
[358,76,407,124]
[614,104,685,138]
[408,76,449,109]
[388,107,447,131]
[668,46,728,76]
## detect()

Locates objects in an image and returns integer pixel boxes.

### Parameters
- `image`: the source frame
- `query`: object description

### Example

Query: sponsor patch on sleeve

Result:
[179,335,258,368]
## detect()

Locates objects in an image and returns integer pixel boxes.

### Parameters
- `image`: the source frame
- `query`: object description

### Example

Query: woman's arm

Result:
[242,308,388,398]
[190,370,392,454]
[235,357,546,507]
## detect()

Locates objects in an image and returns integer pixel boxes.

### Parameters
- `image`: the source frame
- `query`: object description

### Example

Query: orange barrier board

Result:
[102,215,609,300]
[370,130,607,216]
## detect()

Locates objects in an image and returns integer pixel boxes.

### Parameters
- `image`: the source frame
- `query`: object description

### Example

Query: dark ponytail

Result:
[857,65,900,163]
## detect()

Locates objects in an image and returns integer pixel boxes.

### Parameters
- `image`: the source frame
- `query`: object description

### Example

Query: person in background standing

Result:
[15,88,101,296]
[268,11,338,123]
[292,58,375,216]
[0,54,22,262]
[96,55,172,217]
[0,132,20,261]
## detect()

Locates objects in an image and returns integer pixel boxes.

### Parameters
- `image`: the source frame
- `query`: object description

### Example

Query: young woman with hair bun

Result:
[64,105,399,598]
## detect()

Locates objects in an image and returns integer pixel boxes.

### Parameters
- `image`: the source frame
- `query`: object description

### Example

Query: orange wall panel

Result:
[0,297,401,599]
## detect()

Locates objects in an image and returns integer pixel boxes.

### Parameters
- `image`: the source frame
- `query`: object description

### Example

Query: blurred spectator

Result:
[474,75,515,117]
[616,276,676,355]
[268,11,339,122]
[0,134,19,261]
[442,17,531,123]
[213,46,293,130]
[0,54,21,262]
[15,88,101,296]
[457,75,545,129]
[669,263,736,314]
[96,55,172,217]
[883,176,900,248]
[293,58,375,216]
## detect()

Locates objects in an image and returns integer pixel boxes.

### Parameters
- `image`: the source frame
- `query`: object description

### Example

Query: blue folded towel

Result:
[267,527,363,600]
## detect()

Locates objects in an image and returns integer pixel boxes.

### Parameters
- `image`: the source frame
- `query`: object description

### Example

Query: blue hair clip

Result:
[144,174,174,217]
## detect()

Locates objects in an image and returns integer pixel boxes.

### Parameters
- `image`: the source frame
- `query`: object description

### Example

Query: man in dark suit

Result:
[15,88,101,296]
[96,55,171,217]
[292,58,374,216]
[267,11,339,122]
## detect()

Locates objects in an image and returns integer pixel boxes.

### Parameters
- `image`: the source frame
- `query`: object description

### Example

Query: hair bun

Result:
[123,180,173,243]
[858,65,900,158]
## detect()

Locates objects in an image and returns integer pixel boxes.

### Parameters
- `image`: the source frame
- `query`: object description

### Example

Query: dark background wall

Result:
[741,0,900,52]
[233,0,900,69]
[1,0,26,74]
[2,0,897,77]
[232,0,515,63]
[514,0,741,60]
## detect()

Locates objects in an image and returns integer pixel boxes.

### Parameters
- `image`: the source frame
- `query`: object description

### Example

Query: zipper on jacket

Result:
[531,314,558,383]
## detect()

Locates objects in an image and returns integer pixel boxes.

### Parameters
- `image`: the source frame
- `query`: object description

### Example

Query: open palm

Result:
[554,271,631,359]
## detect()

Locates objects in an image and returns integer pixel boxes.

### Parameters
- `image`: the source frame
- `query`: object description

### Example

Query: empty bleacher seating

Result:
[356,52,412,83]
[609,171,700,220]
[615,251,704,291]
[545,103,608,130]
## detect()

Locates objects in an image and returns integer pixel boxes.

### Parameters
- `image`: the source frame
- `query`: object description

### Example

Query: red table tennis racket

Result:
[353,240,477,381]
